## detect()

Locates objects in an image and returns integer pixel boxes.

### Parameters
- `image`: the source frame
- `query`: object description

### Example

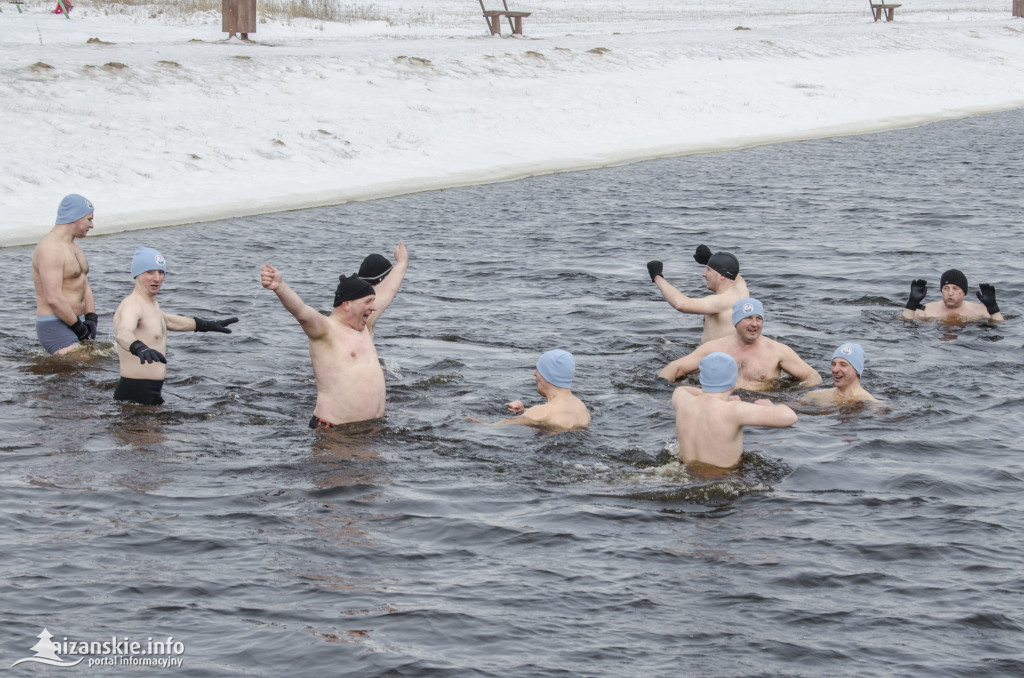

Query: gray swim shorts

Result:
[36,315,80,354]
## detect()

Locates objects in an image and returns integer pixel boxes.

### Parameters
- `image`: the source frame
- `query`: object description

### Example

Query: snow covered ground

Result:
[1,0,1022,246]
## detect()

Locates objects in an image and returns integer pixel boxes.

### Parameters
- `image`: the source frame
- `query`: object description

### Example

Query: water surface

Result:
[1,109,1021,676]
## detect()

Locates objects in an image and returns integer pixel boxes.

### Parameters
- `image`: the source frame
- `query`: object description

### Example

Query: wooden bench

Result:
[869,0,901,21]
[477,0,531,36]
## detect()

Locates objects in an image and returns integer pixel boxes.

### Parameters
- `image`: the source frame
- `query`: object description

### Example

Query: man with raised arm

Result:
[504,349,590,431]
[261,241,408,429]
[659,297,823,391]
[32,194,99,355]
[803,343,877,406]
[646,244,749,344]
[672,352,797,469]
[113,247,238,405]
[901,269,1003,323]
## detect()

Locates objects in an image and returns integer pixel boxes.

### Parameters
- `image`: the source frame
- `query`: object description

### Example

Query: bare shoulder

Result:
[31,232,61,263]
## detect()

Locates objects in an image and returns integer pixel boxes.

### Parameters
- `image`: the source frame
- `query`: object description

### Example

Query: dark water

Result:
[1,109,1022,677]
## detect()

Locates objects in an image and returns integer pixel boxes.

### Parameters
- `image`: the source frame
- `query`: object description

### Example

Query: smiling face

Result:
[340,294,376,330]
[735,315,763,343]
[830,357,859,389]
[135,269,165,296]
[941,283,966,309]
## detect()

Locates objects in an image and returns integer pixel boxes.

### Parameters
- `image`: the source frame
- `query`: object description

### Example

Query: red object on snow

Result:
[54,0,73,13]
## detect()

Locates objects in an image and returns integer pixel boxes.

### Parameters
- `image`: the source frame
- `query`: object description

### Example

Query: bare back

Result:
[673,387,797,469]
[309,319,386,425]
[517,392,590,431]
[673,390,747,468]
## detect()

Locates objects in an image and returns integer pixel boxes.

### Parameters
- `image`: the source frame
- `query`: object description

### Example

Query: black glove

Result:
[129,340,166,364]
[67,319,91,342]
[646,261,663,282]
[693,244,712,266]
[905,279,927,311]
[976,284,999,315]
[194,317,238,333]
[83,312,98,340]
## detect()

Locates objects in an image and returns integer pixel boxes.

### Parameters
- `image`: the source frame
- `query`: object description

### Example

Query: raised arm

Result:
[647,261,726,315]
[261,263,329,340]
[901,279,928,320]
[366,241,409,332]
[976,283,1004,323]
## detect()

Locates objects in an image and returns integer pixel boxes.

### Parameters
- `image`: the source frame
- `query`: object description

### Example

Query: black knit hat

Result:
[334,274,374,307]
[707,252,740,280]
[940,269,968,294]
[358,254,392,285]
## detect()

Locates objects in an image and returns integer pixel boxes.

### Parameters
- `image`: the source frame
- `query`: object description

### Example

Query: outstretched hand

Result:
[261,263,281,291]
[693,244,712,266]
[194,317,238,333]
[905,279,927,311]
[507,400,525,414]
[646,260,663,282]
[976,283,999,315]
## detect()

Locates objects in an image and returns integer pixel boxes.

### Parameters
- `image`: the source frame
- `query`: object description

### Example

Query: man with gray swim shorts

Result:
[32,194,98,354]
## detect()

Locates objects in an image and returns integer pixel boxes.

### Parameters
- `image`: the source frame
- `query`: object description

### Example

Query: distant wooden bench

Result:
[477,0,531,36]
[869,0,901,21]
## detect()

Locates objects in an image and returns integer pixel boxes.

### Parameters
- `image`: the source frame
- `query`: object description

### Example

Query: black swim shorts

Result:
[113,377,165,405]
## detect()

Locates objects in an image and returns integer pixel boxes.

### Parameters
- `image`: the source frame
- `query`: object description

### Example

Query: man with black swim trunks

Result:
[113,247,238,405]
[261,241,408,428]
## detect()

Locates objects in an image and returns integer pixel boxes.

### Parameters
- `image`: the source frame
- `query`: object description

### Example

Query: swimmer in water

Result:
[31,194,99,355]
[113,247,238,405]
[261,241,408,429]
[672,352,797,469]
[659,297,823,391]
[803,343,877,405]
[647,244,750,344]
[504,349,590,431]
[901,269,1003,323]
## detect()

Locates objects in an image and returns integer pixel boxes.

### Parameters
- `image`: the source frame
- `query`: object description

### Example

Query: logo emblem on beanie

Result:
[840,345,853,356]
[155,255,166,267]
[742,303,753,314]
